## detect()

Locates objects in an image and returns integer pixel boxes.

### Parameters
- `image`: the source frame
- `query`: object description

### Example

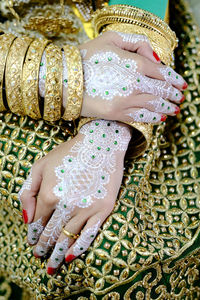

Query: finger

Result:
[159,66,188,91]
[135,75,185,103]
[32,207,71,256]
[19,160,44,224]
[65,216,102,264]
[128,95,180,116]
[125,108,166,124]
[107,31,161,63]
[46,213,89,275]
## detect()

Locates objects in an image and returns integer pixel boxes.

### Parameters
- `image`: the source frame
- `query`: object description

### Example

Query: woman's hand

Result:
[19,120,132,275]
[76,31,187,123]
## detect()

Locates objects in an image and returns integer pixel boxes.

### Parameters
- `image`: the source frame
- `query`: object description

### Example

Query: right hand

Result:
[78,31,187,123]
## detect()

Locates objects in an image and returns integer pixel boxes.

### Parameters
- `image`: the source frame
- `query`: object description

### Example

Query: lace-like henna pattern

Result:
[27,217,44,244]
[83,51,183,102]
[128,109,163,123]
[18,170,32,203]
[148,98,175,114]
[73,220,101,257]
[159,66,185,86]
[115,32,150,44]
[48,238,69,268]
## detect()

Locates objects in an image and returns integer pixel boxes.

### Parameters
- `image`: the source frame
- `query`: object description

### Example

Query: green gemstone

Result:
[176,75,179,79]
[89,140,93,143]
[91,155,95,159]
[33,229,37,232]
[153,117,156,120]
[82,198,87,203]
[68,158,72,162]
[90,130,93,133]
[95,122,99,126]
[101,176,105,180]
[90,235,94,238]
[114,141,118,145]
[140,114,144,118]
[61,169,65,173]
[115,130,119,133]
[168,71,171,76]
[32,237,36,240]
[107,123,110,126]
[102,134,106,138]
[40,62,44,66]
[137,78,140,82]
[64,79,68,83]
[80,247,83,250]
[55,258,59,261]
[63,204,67,208]
[105,91,109,95]
[122,87,127,91]
[107,147,110,151]
[108,57,112,61]
[97,146,101,150]
[98,190,101,193]
[95,60,99,64]
[161,103,165,107]
[40,250,44,253]
[92,89,96,93]
[168,106,170,110]
[176,93,178,97]
[43,75,46,79]
[59,187,63,191]
[59,248,63,251]
[126,64,130,68]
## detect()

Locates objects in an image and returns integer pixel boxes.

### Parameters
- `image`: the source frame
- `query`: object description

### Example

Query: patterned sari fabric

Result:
[0,0,200,299]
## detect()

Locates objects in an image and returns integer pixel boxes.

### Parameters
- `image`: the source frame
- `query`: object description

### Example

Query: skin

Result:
[20,31,187,275]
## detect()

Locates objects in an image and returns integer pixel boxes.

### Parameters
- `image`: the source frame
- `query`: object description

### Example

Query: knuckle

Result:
[39,190,57,207]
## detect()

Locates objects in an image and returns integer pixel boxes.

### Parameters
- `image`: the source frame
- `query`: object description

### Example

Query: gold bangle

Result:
[93,5,178,65]
[22,38,50,120]
[5,36,33,115]
[43,43,63,122]
[0,34,16,112]
[62,45,83,121]
[62,228,79,240]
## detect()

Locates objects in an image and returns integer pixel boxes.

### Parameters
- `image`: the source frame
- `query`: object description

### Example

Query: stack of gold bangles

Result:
[0,33,84,122]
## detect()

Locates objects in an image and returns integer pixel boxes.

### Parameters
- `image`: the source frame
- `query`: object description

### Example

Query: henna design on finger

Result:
[128,109,164,123]
[148,97,176,114]
[48,238,69,268]
[28,217,44,245]
[159,66,185,86]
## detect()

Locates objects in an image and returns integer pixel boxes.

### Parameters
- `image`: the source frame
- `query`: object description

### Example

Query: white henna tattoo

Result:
[128,109,162,123]
[48,238,69,268]
[73,220,100,257]
[148,98,175,114]
[115,32,150,44]
[28,217,44,245]
[160,66,184,86]
[18,170,32,203]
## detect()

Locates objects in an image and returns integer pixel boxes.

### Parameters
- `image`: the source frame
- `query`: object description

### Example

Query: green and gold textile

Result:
[0,0,200,299]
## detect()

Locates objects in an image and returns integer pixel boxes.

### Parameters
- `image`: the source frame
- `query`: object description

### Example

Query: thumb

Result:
[107,31,161,64]
[18,160,44,224]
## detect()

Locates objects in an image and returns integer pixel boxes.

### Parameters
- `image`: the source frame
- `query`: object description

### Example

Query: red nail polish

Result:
[65,254,76,263]
[22,209,28,224]
[180,95,185,103]
[182,82,188,90]
[34,253,41,259]
[175,107,180,115]
[47,267,56,275]
[161,115,167,122]
[153,51,160,62]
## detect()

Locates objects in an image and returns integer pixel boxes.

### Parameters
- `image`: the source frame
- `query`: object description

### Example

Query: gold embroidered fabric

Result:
[0,0,200,299]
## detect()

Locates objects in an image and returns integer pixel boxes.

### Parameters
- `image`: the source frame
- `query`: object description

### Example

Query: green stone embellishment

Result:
[64,79,68,83]
[101,176,105,180]
[107,123,110,126]
[92,89,96,93]
[55,258,59,261]
[105,91,109,95]
[95,122,99,126]
[168,106,170,110]
[82,199,87,203]
[98,190,101,193]
[161,103,165,107]
[114,141,118,145]
[97,147,101,150]
[102,134,106,138]
[90,235,94,238]
[59,248,63,251]
[80,247,83,250]
[68,158,72,162]
[137,78,140,82]
[95,60,99,64]
[63,204,67,208]
[40,62,44,66]
[153,117,157,120]
[122,87,127,91]
[32,237,36,240]
[140,114,144,118]
[176,93,178,97]
[115,130,119,133]
[107,147,110,151]
[126,64,130,68]
[59,187,63,191]
[108,57,112,61]
[89,140,93,143]
[168,71,171,76]
[43,75,46,79]
[61,169,65,173]
[90,130,93,133]
[176,75,179,79]
[91,155,95,159]
[33,229,37,232]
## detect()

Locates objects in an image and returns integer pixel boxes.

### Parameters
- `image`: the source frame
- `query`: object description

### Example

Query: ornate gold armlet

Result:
[22,38,50,120]
[93,5,178,65]
[5,36,33,115]
[62,45,83,121]
[43,43,63,122]
[0,34,16,112]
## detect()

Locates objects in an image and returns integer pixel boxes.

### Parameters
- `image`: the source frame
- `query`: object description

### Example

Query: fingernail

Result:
[47,267,56,275]
[34,253,41,259]
[182,82,188,90]
[180,95,185,103]
[153,51,160,62]
[161,115,167,122]
[22,209,28,224]
[65,254,76,263]
[175,107,180,115]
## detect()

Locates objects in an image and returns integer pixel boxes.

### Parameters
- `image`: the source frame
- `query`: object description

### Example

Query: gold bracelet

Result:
[43,43,63,122]
[93,5,178,65]
[22,38,50,120]
[0,34,16,112]
[5,36,33,115]
[62,45,83,121]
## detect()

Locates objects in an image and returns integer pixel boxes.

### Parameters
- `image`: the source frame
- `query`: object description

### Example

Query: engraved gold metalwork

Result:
[22,38,50,119]
[0,34,16,112]
[44,43,63,122]
[5,36,33,115]
[62,45,83,121]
